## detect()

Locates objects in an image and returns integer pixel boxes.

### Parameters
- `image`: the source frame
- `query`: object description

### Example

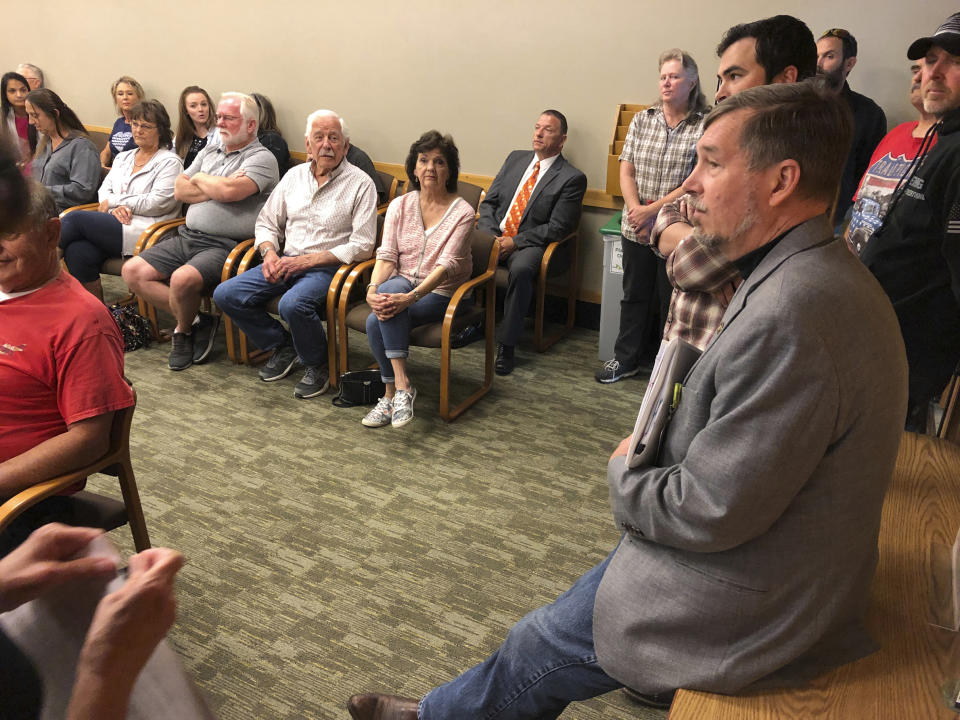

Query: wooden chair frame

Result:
[337,232,498,421]
[533,231,580,352]
[0,389,150,552]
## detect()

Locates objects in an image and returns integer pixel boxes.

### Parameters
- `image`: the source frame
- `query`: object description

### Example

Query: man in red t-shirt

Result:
[0,183,133,498]
[845,61,939,254]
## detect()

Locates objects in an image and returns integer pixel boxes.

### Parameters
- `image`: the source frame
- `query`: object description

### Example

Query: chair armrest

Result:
[326,261,357,320]
[539,231,576,275]
[0,464,104,533]
[441,238,498,335]
[137,218,186,254]
[221,239,255,283]
[59,203,99,218]
[337,258,377,327]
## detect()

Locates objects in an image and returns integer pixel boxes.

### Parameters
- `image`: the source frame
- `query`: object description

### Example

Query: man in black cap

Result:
[860,12,960,430]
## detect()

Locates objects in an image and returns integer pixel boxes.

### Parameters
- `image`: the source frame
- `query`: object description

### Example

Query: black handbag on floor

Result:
[331,370,386,407]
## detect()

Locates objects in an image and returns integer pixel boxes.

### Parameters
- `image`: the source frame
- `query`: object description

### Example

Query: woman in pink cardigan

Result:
[362,131,474,428]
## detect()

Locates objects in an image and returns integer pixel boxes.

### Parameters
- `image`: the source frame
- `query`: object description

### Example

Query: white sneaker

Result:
[362,396,393,427]
[391,387,417,428]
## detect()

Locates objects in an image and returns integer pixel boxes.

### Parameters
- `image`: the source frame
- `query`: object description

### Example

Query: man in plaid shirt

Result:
[648,16,817,352]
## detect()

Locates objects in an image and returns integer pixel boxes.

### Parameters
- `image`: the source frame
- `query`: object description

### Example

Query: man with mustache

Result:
[846,60,937,255]
[213,110,377,399]
[860,12,960,431]
[347,82,907,720]
[122,92,279,371]
[816,28,887,226]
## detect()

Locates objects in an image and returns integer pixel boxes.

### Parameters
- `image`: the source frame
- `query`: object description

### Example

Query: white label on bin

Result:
[611,243,624,274]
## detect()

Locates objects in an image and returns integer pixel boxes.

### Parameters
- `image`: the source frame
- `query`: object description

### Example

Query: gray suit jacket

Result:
[594,215,908,695]
[477,150,586,250]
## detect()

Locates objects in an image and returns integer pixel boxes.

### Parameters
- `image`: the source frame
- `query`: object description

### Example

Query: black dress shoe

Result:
[495,343,515,375]
[451,321,484,348]
[622,687,676,709]
[347,692,419,720]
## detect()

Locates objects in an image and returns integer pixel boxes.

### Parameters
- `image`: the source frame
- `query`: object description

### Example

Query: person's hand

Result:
[261,249,283,283]
[496,236,516,259]
[626,203,656,230]
[610,435,632,461]
[370,292,412,321]
[97,199,111,214]
[68,548,184,719]
[0,524,117,613]
[110,206,132,225]
[276,254,315,279]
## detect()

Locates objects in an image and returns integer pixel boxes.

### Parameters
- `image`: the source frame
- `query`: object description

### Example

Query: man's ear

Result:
[767,160,801,207]
[771,65,799,84]
[843,56,857,76]
[304,137,312,160]
[45,217,61,248]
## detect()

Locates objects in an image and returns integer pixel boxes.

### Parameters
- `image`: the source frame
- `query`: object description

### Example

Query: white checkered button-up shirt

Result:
[619,106,704,242]
[254,158,377,264]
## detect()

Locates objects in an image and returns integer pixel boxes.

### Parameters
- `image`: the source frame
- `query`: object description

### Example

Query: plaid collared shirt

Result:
[619,106,704,242]
[652,194,742,350]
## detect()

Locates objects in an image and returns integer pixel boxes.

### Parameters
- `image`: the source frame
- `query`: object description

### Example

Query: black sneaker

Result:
[192,312,220,364]
[169,331,194,371]
[622,687,676,710]
[258,343,299,382]
[595,359,640,384]
[294,365,329,398]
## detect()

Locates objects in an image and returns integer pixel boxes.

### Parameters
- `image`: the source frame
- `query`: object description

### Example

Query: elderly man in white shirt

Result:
[213,109,377,399]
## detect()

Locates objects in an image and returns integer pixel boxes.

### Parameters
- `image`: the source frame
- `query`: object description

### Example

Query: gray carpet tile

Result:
[88,279,667,719]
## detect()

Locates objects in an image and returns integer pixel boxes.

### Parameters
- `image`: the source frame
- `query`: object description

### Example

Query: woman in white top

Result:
[60,100,182,300]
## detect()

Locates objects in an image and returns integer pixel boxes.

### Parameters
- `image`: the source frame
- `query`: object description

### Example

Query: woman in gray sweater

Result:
[26,89,100,212]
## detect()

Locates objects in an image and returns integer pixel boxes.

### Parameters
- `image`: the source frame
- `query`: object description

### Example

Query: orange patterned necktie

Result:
[502,161,540,238]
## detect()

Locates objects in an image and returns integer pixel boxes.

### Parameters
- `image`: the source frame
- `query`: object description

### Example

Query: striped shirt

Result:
[619,106,704,242]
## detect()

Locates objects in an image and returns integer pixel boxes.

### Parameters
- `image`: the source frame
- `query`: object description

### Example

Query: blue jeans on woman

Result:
[213,264,337,367]
[59,210,123,283]
[366,276,450,384]
[419,551,623,720]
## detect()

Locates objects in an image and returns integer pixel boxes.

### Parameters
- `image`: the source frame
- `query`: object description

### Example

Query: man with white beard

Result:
[122,92,278,371]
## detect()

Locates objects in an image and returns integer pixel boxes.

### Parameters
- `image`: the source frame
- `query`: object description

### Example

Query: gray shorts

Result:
[138,226,237,289]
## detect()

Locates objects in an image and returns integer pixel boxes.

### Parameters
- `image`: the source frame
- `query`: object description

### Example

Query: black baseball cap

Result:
[908,12,960,59]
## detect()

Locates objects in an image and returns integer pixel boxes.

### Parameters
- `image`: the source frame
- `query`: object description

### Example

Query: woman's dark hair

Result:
[404,130,459,193]
[1,72,37,155]
[175,86,215,158]
[26,88,88,139]
[130,100,173,150]
[250,93,280,135]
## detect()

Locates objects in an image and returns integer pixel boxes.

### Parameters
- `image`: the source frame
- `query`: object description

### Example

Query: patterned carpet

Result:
[90,281,666,720]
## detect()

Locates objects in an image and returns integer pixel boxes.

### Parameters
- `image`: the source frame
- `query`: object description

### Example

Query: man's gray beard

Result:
[690,208,757,251]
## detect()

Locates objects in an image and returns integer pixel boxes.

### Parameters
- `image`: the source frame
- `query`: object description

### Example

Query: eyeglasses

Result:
[131,121,157,131]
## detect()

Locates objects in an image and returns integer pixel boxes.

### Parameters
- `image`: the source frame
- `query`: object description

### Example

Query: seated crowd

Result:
[2,10,960,718]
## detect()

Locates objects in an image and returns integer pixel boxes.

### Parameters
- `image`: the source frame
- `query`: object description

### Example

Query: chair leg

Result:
[116,459,150,552]
[440,290,496,422]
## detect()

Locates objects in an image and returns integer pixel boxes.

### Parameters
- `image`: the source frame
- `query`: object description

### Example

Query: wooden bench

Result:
[668,432,960,720]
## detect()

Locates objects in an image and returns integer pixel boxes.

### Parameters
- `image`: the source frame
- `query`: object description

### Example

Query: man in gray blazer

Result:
[347,83,907,720]
[474,110,587,375]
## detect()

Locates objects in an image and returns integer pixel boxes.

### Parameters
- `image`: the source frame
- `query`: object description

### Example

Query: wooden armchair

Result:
[336,229,498,421]
[0,388,150,552]
[220,242,358,391]
[495,231,580,352]
[134,218,248,340]
[376,170,399,212]
[456,181,485,213]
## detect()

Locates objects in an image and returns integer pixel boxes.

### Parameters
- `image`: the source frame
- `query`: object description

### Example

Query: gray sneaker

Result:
[192,312,220,364]
[168,331,194,371]
[294,365,329,399]
[391,387,417,427]
[361,396,393,427]
[259,343,299,382]
[595,359,640,384]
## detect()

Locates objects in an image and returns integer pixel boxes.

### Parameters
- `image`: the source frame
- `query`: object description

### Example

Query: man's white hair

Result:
[16,63,43,85]
[219,92,259,129]
[304,109,349,140]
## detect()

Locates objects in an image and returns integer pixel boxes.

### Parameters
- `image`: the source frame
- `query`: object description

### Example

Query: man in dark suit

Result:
[348,83,907,720]
[475,110,586,375]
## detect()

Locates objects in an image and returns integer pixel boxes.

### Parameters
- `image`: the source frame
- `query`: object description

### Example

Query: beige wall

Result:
[5,0,955,298]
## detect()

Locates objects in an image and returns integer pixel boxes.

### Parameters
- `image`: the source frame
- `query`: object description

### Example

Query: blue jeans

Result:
[366,276,450,384]
[213,264,337,367]
[419,552,623,720]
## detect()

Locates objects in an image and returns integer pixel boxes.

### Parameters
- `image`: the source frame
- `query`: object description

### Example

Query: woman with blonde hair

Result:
[100,75,146,166]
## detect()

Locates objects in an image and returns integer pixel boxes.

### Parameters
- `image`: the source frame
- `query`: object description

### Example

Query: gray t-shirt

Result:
[184,138,279,240]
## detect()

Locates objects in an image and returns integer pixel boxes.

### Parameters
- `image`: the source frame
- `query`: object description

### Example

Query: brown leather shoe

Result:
[347,693,419,720]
